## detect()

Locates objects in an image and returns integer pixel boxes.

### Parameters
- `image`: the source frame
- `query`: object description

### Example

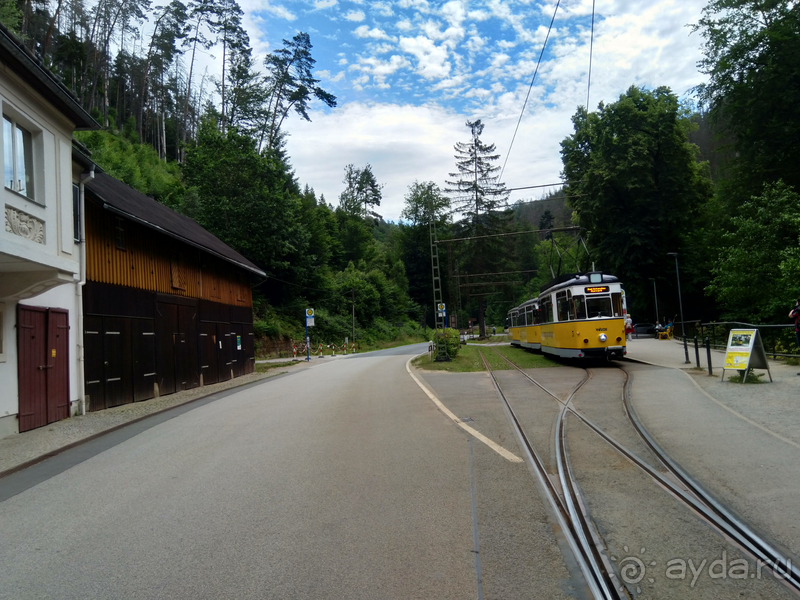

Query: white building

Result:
[0,24,97,438]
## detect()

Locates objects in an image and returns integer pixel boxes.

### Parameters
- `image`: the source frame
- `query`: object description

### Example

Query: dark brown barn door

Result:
[243,324,255,374]
[132,319,156,401]
[178,305,199,390]
[104,317,133,407]
[231,323,244,378]
[17,306,70,432]
[199,322,218,385]
[155,303,177,395]
[84,316,106,410]
[216,323,232,382]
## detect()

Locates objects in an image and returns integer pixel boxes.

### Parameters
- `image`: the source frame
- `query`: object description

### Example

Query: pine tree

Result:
[445,119,512,337]
[445,119,509,235]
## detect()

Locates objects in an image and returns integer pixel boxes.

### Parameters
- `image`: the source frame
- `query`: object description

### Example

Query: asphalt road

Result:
[0,343,483,599]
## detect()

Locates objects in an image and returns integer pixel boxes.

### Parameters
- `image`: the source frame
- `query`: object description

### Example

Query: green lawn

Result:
[491,345,563,369]
[465,335,508,344]
[412,344,561,372]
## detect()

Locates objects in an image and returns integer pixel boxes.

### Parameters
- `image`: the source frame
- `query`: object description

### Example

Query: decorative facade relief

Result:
[5,205,45,244]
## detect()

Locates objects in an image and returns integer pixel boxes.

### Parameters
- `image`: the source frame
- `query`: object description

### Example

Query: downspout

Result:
[77,167,94,416]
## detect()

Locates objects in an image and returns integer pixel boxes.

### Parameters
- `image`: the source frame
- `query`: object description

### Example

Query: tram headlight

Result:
[599,333,607,342]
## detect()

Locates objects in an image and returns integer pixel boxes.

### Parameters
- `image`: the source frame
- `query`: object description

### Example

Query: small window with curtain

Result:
[3,114,35,200]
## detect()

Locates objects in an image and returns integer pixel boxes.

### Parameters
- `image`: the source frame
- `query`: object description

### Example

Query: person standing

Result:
[625,315,634,341]
[789,299,800,352]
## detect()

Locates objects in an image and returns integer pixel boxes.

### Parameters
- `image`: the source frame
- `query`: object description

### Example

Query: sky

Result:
[231,0,709,221]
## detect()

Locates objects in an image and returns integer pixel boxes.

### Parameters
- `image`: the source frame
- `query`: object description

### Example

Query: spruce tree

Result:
[445,119,512,337]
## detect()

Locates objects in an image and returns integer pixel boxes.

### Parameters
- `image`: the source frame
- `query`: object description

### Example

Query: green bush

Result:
[433,328,460,360]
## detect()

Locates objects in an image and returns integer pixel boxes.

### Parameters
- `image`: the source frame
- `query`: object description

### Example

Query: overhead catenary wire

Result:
[498,0,561,183]
[436,226,581,244]
[586,0,596,111]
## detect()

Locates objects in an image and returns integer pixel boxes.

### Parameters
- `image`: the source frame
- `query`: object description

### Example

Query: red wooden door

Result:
[17,306,70,432]
[47,309,70,423]
[17,306,48,432]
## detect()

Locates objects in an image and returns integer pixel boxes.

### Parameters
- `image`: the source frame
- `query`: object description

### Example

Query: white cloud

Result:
[345,10,365,21]
[260,3,296,21]
[285,103,465,219]
[399,35,452,79]
[372,1,394,17]
[398,0,430,10]
[396,19,414,32]
[353,55,411,87]
[313,0,337,9]
[353,25,392,40]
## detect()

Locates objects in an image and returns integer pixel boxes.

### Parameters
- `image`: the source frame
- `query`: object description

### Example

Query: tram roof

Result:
[540,271,620,294]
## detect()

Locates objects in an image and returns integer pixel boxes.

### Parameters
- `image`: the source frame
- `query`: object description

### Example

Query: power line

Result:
[506,181,565,192]
[437,226,581,244]
[457,269,538,278]
[499,0,561,182]
[587,0,596,110]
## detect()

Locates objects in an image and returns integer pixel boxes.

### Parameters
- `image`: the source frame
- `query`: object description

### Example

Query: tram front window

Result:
[586,296,612,318]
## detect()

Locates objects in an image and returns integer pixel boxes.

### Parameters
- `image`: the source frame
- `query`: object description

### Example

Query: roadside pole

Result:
[305,308,314,362]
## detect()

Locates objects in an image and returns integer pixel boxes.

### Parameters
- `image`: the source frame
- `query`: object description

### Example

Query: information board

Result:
[721,329,772,383]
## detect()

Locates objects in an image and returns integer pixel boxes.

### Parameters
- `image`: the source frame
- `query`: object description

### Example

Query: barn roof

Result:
[85,172,265,277]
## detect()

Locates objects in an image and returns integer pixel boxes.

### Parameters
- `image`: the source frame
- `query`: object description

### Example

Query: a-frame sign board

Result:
[721,329,773,383]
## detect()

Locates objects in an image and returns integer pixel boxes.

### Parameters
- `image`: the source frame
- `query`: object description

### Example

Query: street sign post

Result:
[305,309,314,361]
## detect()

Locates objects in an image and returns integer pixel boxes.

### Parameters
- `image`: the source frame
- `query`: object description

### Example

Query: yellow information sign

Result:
[721,329,772,382]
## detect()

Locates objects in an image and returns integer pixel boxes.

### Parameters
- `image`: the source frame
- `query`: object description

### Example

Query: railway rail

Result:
[477,347,800,599]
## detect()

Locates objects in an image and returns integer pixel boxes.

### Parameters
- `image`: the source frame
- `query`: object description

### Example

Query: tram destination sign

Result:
[585,286,610,294]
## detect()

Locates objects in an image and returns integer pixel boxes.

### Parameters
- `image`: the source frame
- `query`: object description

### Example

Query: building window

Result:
[73,184,81,242]
[0,302,5,362]
[114,217,126,250]
[3,114,35,200]
[171,252,186,290]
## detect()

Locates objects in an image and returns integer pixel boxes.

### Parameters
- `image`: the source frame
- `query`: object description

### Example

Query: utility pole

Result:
[352,289,355,345]
[430,220,450,361]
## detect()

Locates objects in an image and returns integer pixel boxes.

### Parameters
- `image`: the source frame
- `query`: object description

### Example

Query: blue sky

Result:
[232,0,709,220]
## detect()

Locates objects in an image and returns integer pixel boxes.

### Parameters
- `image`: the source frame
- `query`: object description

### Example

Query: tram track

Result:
[478,347,800,599]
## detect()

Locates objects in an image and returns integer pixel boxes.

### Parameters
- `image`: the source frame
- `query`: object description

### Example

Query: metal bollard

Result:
[705,337,712,375]
[694,336,700,368]
[683,336,691,364]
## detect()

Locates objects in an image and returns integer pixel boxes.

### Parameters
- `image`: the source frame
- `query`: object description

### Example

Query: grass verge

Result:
[412,344,562,372]
[255,361,303,374]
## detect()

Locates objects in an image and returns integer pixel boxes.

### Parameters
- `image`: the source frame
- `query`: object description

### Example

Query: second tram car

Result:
[508,272,626,359]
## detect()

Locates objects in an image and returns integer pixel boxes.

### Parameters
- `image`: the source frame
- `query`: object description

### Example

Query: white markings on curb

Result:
[406,356,523,463]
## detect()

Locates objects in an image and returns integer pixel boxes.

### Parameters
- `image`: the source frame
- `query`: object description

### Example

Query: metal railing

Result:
[676,320,799,360]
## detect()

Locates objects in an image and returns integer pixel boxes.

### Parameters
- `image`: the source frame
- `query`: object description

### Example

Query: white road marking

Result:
[406,356,523,463]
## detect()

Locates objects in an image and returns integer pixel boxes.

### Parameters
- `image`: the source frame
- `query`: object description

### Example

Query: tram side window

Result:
[511,312,518,327]
[612,293,623,317]
[540,296,554,323]
[556,291,570,321]
[573,295,587,320]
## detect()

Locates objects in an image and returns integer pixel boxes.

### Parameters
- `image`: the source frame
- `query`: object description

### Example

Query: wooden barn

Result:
[81,172,265,411]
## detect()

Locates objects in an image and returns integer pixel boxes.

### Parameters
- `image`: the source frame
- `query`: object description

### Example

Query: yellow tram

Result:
[507,272,627,359]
